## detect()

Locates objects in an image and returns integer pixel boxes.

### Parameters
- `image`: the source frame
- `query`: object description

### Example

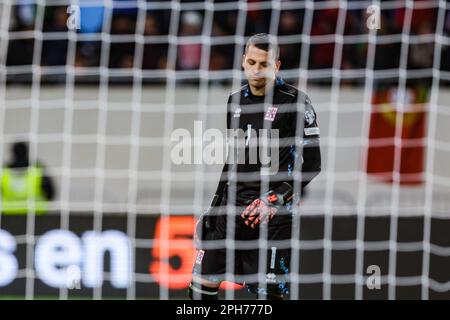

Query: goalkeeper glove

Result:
[240,182,293,229]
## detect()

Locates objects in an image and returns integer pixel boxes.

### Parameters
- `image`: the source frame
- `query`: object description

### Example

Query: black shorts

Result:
[192,209,294,297]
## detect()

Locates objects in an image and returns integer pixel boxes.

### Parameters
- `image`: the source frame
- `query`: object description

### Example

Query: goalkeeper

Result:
[189,33,321,300]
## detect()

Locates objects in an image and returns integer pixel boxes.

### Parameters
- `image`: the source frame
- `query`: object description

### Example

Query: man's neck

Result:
[248,78,276,97]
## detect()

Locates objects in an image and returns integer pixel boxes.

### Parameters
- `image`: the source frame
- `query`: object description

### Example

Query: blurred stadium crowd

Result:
[4,0,450,85]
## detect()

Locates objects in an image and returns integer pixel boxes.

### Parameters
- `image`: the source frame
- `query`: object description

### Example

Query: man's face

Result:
[242,45,281,90]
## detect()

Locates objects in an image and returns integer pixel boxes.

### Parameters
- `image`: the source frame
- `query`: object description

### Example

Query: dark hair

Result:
[12,141,28,159]
[9,141,30,168]
[245,33,280,60]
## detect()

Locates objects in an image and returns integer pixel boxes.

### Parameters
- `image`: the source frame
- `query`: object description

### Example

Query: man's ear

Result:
[242,54,245,69]
[275,60,281,73]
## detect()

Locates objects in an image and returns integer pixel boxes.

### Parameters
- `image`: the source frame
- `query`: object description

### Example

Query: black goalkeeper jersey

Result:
[213,77,321,209]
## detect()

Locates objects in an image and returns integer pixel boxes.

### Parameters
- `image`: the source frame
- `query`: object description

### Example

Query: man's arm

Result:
[42,175,55,200]
[299,95,321,191]
[210,163,228,207]
[209,95,232,207]
[37,162,55,200]
[270,94,321,197]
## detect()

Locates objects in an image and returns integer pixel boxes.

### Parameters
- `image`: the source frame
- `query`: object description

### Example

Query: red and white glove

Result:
[240,197,279,229]
[240,183,293,229]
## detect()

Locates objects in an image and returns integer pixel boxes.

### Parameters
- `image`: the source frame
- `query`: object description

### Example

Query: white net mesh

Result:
[0,0,449,300]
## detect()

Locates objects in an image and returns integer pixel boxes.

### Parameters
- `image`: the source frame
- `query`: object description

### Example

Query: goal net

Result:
[0,0,449,300]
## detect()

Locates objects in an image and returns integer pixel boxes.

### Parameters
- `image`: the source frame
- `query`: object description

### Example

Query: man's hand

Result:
[240,182,294,229]
[240,197,278,229]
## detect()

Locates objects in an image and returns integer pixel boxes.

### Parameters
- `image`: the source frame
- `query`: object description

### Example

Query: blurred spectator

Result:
[7,2,36,66]
[76,42,101,68]
[209,53,227,71]
[6,32,34,66]
[279,10,302,36]
[109,12,136,68]
[311,8,338,36]
[142,14,167,70]
[278,10,303,69]
[245,0,271,34]
[310,8,338,69]
[177,11,202,70]
[3,2,449,86]
[179,11,202,35]
[109,41,135,68]
[14,1,36,30]
[392,6,436,33]
[223,11,238,35]
[344,9,364,36]
[210,18,234,72]
[409,21,434,69]
[42,7,68,66]
[212,20,228,37]
[111,14,136,34]
[373,12,401,70]
[145,14,160,36]
[75,51,90,68]
[1,142,55,215]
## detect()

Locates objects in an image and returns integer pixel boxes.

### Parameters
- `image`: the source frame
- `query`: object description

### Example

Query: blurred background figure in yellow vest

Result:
[1,141,55,215]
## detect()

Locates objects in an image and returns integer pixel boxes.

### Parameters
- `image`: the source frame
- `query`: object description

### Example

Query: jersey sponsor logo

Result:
[304,127,320,136]
[305,109,315,125]
[233,107,241,118]
[195,250,205,265]
[264,106,278,122]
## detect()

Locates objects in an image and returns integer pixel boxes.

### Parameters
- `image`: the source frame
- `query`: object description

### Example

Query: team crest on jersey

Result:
[305,109,315,125]
[264,106,278,121]
[195,250,205,265]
